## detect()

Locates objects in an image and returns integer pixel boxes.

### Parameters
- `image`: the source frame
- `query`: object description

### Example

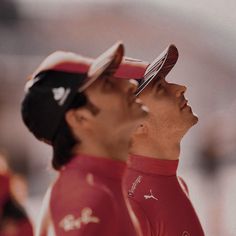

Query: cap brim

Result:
[78,41,124,92]
[115,57,149,80]
[135,44,178,96]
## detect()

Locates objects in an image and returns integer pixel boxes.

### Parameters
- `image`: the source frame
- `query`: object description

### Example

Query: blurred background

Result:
[0,0,235,235]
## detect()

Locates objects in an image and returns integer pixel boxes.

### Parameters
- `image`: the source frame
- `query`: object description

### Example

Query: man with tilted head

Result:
[21,42,149,236]
[124,45,205,236]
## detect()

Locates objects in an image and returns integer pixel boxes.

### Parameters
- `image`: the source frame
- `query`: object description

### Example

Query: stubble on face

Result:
[138,78,199,141]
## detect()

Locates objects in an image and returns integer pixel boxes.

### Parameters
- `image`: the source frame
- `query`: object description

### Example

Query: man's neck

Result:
[131,140,181,160]
[73,137,130,162]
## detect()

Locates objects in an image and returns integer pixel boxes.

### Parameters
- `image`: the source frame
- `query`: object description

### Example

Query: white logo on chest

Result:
[144,189,158,201]
[59,207,100,231]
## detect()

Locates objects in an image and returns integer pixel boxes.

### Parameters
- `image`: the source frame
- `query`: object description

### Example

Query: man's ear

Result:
[65,108,92,130]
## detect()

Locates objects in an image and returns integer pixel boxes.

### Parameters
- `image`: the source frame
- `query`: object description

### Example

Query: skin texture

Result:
[66,76,148,162]
[130,76,198,160]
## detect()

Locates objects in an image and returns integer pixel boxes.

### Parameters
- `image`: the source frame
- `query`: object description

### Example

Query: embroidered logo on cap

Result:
[144,189,158,201]
[52,87,71,106]
[59,207,100,232]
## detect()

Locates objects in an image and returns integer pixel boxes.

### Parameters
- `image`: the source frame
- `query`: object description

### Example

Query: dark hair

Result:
[52,93,87,170]
[52,93,100,170]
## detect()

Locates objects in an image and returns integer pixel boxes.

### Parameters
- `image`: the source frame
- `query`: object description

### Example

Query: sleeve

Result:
[178,176,189,196]
[54,188,118,236]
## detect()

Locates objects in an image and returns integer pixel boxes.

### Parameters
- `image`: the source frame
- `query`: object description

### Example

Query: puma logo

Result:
[144,189,158,201]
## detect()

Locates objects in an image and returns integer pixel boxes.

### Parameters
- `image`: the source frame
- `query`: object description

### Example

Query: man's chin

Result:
[183,114,199,135]
[192,113,199,125]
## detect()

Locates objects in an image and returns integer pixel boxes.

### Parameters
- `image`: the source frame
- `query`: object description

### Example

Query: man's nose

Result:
[175,84,187,97]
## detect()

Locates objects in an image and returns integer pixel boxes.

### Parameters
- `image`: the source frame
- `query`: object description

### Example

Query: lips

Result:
[128,95,144,110]
[132,97,149,113]
[134,98,143,105]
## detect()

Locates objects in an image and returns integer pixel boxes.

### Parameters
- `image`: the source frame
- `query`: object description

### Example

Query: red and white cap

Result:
[25,42,149,93]
[22,42,150,144]
[135,44,179,96]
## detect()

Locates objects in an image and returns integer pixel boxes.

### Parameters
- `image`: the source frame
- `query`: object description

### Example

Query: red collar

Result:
[128,154,179,176]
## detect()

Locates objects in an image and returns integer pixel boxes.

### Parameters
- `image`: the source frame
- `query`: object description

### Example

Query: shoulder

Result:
[51,171,115,208]
[51,182,118,235]
[49,172,119,235]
